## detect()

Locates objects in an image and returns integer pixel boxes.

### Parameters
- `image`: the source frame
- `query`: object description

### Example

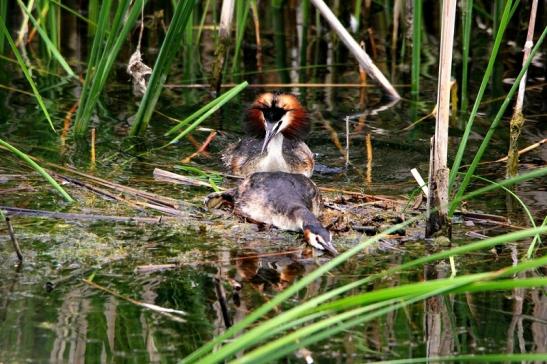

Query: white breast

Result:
[257,134,290,173]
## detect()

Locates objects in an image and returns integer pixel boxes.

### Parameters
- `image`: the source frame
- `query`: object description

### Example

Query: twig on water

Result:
[181,131,218,163]
[83,279,186,322]
[1,210,23,262]
[214,277,232,328]
[0,206,177,224]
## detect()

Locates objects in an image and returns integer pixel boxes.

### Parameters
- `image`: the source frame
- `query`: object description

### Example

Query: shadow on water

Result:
[1,0,546,362]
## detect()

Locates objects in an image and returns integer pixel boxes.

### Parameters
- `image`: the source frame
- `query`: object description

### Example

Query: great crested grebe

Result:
[206,172,338,256]
[223,92,315,177]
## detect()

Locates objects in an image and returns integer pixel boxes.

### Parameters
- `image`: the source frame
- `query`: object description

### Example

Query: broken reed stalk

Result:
[1,210,23,262]
[426,0,457,238]
[211,0,235,95]
[90,128,96,167]
[506,0,538,178]
[310,0,400,99]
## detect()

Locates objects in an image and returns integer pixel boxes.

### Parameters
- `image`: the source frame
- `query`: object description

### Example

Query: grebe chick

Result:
[223,93,315,177]
[206,172,337,256]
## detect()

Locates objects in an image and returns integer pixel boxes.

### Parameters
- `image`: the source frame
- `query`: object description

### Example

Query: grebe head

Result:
[246,92,309,153]
[303,225,338,256]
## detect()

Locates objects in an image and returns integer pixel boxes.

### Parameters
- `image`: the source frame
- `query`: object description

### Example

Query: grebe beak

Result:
[261,121,280,153]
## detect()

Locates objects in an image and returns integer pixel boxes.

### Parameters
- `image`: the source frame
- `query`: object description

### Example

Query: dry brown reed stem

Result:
[43,162,183,208]
[1,206,177,224]
[507,0,539,177]
[426,0,457,238]
[211,0,235,94]
[310,0,400,99]
[153,168,221,189]
[90,128,96,167]
[60,101,79,148]
[83,279,186,322]
[167,83,410,89]
[365,133,372,185]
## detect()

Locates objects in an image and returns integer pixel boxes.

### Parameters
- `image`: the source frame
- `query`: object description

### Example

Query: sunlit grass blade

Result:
[74,0,145,136]
[0,15,55,132]
[17,0,76,78]
[449,25,547,215]
[129,0,197,137]
[183,167,547,363]
[166,81,248,144]
[0,138,74,202]
[448,0,515,189]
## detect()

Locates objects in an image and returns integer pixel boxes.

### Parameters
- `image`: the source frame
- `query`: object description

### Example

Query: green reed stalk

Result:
[49,0,96,26]
[230,0,250,75]
[460,0,473,111]
[0,139,73,202]
[299,0,310,83]
[74,0,145,136]
[527,216,546,259]
[0,15,55,132]
[87,0,99,36]
[129,0,196,137]
[17,0,75,77]
[449,25,547,216]
[182,165,547,363]
[353,0,363,33]
[410,0,422,96]
[448,0,516,190]
[0,0,6,54]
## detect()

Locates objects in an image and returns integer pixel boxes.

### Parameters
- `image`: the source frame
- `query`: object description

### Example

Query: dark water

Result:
[1,1,546,362]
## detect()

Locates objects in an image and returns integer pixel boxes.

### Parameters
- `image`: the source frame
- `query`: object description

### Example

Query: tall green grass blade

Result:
[129,0,197,137]
[467,173,539,245]
[448,0,516,189]
[74,0,146,136]
[17,0,76,77]
[527,216,546,259]
[0,139,74,202]
[460,0,473,111]
[230,0,250,75]
[0,15,55,132]
[317,275,547,313]
[449,25,547,215]
[193,0,210,53]
[411,0,422,96]
[353,0,363,33]
[165,81,248,143]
